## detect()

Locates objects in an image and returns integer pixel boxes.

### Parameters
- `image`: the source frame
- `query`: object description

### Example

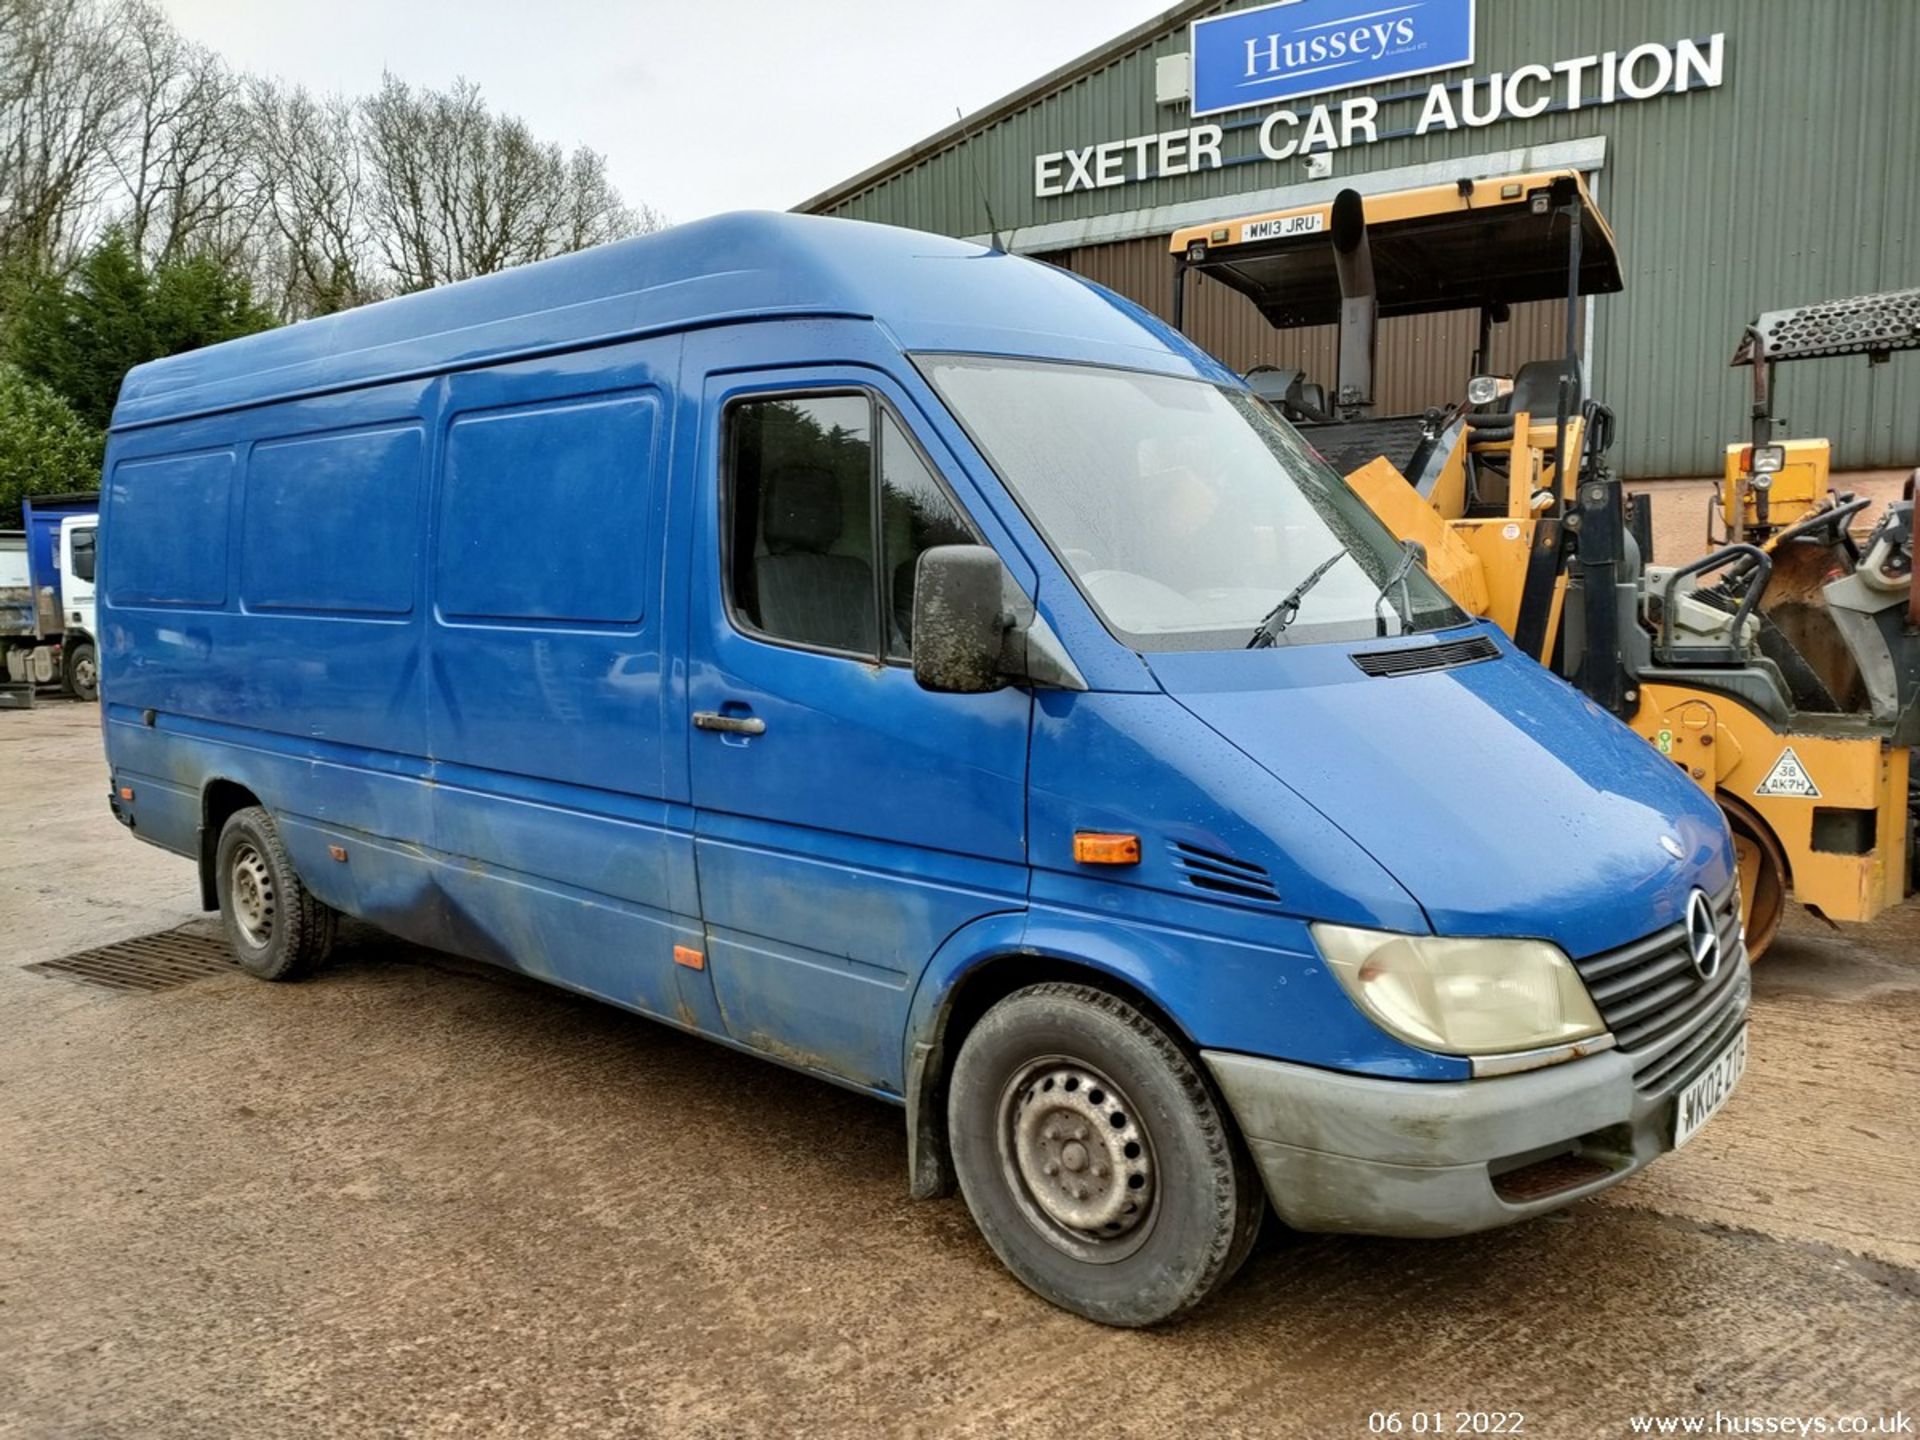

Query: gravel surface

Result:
[3,654,1916,1437]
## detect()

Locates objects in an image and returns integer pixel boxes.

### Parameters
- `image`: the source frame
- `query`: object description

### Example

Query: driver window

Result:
[725,393,973,664]
[727,394,877,657]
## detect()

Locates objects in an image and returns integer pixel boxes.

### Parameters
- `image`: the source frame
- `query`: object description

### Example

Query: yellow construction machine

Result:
[1169,176,1918,956]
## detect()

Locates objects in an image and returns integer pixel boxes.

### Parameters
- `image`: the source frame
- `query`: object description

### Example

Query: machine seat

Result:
[1467,359,1585,441]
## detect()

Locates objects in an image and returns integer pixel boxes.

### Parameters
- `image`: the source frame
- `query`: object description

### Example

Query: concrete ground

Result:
[4,474,1917,1439]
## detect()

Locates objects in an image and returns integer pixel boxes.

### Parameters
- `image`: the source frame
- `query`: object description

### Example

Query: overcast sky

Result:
[155,0,1171,222]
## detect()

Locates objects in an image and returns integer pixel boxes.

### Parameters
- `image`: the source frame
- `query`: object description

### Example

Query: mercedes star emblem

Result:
[1685,888,1722,982]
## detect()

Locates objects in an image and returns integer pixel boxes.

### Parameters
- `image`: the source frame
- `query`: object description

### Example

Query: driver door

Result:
[683,353,1032,1094]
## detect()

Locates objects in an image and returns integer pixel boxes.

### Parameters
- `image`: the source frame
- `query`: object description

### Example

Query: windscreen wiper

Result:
[1246,550,1347,649]
[1372,539,1423,637]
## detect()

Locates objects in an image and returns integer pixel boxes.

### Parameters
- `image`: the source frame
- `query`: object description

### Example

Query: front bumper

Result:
[1202,963,1750,1238]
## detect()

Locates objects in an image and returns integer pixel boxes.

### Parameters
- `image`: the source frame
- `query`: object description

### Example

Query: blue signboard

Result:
[1189,0,1476,118]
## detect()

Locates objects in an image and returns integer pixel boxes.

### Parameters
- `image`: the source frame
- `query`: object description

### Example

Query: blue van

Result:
[100,213,1748,1325]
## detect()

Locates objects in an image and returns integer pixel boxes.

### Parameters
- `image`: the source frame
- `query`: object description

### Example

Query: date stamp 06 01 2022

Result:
[1367,1415,1526,1436]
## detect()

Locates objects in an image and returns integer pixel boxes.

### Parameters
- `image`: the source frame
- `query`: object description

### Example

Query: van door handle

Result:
[692,711,767,736]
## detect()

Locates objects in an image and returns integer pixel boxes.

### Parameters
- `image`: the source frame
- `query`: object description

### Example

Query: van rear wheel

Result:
[947,982,1264,1326]
[215,807,336,981]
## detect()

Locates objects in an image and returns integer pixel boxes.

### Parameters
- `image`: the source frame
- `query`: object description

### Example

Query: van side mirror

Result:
[911,545,1086,695]
[912,545,1013,693]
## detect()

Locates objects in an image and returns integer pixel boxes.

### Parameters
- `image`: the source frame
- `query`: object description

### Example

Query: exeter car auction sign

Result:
[1032,30,1725,199]
[1190,0,1477,117]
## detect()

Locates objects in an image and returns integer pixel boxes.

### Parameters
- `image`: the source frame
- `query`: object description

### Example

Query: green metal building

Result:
[800,0,1919,478]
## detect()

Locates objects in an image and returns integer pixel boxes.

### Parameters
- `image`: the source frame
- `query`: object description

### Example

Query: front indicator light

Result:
[1073,831,1141,865]
[1311,924,1607,1056]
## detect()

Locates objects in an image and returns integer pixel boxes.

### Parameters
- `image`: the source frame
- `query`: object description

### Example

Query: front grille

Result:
[1350,634,1500,678]
[1571,876,1748,1094]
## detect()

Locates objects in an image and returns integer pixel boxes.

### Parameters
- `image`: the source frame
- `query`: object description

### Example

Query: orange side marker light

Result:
[673,945,706,971]
[118,785,134,801]
[328,845,348,862]
[1073,832,1141,866]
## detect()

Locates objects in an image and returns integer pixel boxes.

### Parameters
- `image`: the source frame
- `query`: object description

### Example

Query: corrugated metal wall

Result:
[1040,237,1566,414]
[809,0,1920,477]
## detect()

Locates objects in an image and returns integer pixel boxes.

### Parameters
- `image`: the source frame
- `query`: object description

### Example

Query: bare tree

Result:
[0,1,664,316]
[248,80,376,317]
[0,0,138,272]
[110,0,255,267]
[360,74,651,293]
[563,145,662,253]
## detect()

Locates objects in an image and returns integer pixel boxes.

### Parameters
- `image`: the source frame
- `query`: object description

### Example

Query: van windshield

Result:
[919,355,1468,652]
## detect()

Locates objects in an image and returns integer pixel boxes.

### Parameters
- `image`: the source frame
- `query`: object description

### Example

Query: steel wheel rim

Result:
[995,1055,1158,1264]
[230,842,275,949]
[74,654,96,690]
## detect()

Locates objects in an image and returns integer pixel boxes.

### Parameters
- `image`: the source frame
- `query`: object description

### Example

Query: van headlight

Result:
[1311,924,1608,1056]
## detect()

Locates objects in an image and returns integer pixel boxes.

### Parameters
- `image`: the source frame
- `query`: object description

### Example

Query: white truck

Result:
[1,494,99,707]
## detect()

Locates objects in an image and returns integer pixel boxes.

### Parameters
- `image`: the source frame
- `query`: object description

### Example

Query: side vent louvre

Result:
[1351,634,1500,678]
[1170,841,1280,905]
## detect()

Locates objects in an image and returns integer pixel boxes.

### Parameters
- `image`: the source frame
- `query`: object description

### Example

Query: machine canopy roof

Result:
[1168,170,1622,328]
[1729,288,1920,366]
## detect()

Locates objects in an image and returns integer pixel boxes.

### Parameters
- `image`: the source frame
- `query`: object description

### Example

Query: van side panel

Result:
[107,450,233,608]
[244,426,421,616]
[103,380,437,755]
[103,343,710,1031]
[420,338,697,1020]
[428,356,668,794]
[102,380,440,879]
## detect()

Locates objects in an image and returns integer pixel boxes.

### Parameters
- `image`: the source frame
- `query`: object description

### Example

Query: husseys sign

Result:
[1190,0,1478,116]
[1031,21,1726,200]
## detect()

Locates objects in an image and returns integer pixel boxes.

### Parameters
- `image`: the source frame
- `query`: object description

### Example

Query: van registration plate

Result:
[1673,1027,1746,1148]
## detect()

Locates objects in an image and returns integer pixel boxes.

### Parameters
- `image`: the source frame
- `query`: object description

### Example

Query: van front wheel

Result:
[215,807,336,981]
[947,982,1264,1326]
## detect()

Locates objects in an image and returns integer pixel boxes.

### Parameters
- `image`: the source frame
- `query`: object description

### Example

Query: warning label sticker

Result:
[1755,748,1821,799]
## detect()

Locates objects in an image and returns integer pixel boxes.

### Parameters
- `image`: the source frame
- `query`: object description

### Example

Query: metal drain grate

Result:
[24,928,238,992]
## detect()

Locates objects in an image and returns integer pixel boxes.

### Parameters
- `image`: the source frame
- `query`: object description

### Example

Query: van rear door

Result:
[685,357,1031,1094]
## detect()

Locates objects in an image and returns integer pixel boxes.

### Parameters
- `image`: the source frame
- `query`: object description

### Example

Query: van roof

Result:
[112,211,1223,431]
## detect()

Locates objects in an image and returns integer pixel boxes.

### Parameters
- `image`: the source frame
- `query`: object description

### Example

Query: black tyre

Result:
[947,982,1264,1326]
[61,640,98,701]
[214,806,336,981]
